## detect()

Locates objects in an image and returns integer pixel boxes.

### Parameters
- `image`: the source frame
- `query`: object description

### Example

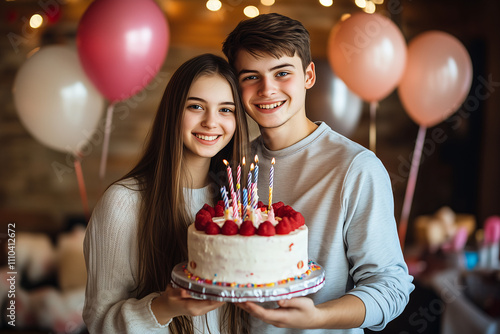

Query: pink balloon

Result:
[77,0,169,102]
[327,12,407,102]
[484,216,500,245]
[398,31,472,127]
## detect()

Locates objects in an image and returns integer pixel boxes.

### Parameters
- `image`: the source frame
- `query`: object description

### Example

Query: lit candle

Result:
[223,159,234,193]
[247,167,252,201]
[223,159,238,219]
[242,188,248,220]
[251,183,257,211]
[249,163,255,207]
[237,163,241,207]
[269,158,275,210]
[242,157,246,218]
[221,186,229,211]
[254,155,259,188]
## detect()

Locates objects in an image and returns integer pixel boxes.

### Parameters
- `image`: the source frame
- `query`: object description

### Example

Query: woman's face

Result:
[182,74,237,161]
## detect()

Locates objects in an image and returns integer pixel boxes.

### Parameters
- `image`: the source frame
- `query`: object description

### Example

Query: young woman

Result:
[83,54,250,333]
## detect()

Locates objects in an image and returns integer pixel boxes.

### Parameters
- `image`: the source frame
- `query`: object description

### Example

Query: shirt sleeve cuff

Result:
[347,290,384,329]
[148,292,173,328]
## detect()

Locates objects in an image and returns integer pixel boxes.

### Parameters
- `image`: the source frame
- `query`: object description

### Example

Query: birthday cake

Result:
[187,200,310,285]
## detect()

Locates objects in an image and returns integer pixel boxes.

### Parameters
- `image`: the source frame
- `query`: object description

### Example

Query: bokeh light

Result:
[261,0,275,5]
[364,0,376,13]
[244,6,259,18]
[29,14,43,28]
[206,0,222,12]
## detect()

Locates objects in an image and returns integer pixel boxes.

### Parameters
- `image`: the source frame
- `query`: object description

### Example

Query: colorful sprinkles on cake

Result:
[181,260,321,288]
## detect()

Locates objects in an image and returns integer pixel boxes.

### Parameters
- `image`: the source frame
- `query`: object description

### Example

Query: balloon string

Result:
[74,155,90,221]
[398,125,427,250]
[99,103,115,180]
[369,101,378,154]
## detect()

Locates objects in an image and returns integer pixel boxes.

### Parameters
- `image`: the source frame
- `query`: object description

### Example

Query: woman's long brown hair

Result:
[117,54,250,333]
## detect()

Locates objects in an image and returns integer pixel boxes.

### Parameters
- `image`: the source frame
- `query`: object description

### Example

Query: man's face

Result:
[234,50,315,131]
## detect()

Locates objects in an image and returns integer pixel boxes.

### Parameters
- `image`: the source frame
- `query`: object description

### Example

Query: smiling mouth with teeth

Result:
[195,134,220,141]
[257,101,285,109]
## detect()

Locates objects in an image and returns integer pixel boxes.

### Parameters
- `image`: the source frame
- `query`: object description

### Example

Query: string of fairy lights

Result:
[19,0,386,32]
[206,0,386,17]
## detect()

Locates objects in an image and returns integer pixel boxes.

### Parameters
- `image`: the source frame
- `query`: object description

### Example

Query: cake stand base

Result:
[171,261,325,302]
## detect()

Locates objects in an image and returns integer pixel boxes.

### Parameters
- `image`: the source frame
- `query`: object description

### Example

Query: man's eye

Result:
[276,71,289,77]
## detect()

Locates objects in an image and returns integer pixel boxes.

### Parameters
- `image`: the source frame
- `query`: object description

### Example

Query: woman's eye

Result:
[188,104,203,110]
[242,75,258,81]
[220,108,234,113]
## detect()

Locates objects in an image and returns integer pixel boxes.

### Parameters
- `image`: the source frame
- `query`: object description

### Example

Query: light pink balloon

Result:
[77,0,169,102]
[328,12,407,102]
[398,31,473,127]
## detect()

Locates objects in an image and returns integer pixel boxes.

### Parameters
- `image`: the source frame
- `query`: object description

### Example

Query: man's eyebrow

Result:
[187,97,235,105]
[238,63,295,77]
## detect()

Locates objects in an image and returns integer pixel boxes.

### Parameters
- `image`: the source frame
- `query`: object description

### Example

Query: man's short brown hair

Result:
[222,13,312,71]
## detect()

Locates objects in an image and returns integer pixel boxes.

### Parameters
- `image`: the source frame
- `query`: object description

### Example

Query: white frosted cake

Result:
[186,201,310,286]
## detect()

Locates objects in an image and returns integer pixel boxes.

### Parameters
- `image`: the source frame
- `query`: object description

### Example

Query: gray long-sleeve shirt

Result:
[249,122,414,333]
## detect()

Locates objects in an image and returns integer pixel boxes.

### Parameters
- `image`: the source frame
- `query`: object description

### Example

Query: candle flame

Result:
[242,156,246,166]
[271,157,275,165]
[223,159,229,166]
[250,163,254,171]
[255,155,259,163]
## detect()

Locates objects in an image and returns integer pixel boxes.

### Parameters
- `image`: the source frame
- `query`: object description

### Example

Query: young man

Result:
[223,13,414,333]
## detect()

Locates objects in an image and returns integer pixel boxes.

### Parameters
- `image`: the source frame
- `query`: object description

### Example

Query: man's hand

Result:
[237,294,366,329]
[236,297,323,329]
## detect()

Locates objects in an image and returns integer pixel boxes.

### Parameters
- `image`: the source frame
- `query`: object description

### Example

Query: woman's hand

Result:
[151,284,225,325]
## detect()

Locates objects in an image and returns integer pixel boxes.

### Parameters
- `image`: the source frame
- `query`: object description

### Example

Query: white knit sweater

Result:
[83,179,221,333]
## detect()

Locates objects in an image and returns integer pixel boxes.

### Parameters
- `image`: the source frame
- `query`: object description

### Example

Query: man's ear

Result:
[305,61,316,89]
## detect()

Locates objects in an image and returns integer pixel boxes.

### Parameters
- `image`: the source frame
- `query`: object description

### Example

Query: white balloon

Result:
[13,45,105,155]
[306,59,362,137]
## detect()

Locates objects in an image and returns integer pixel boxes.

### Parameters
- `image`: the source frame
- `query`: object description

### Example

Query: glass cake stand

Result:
[170,260,325,302]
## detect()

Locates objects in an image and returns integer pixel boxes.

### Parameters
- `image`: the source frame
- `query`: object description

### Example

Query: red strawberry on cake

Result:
[187,200,309,285]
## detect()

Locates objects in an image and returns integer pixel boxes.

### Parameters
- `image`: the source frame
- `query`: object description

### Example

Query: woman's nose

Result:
[201,110,217,128]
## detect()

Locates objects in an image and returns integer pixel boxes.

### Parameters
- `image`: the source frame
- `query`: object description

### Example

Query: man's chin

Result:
[256,120,288,130]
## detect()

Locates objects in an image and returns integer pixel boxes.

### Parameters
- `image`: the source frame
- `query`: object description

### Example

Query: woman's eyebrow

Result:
[187,97,235,105]
[187,97,206,103]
